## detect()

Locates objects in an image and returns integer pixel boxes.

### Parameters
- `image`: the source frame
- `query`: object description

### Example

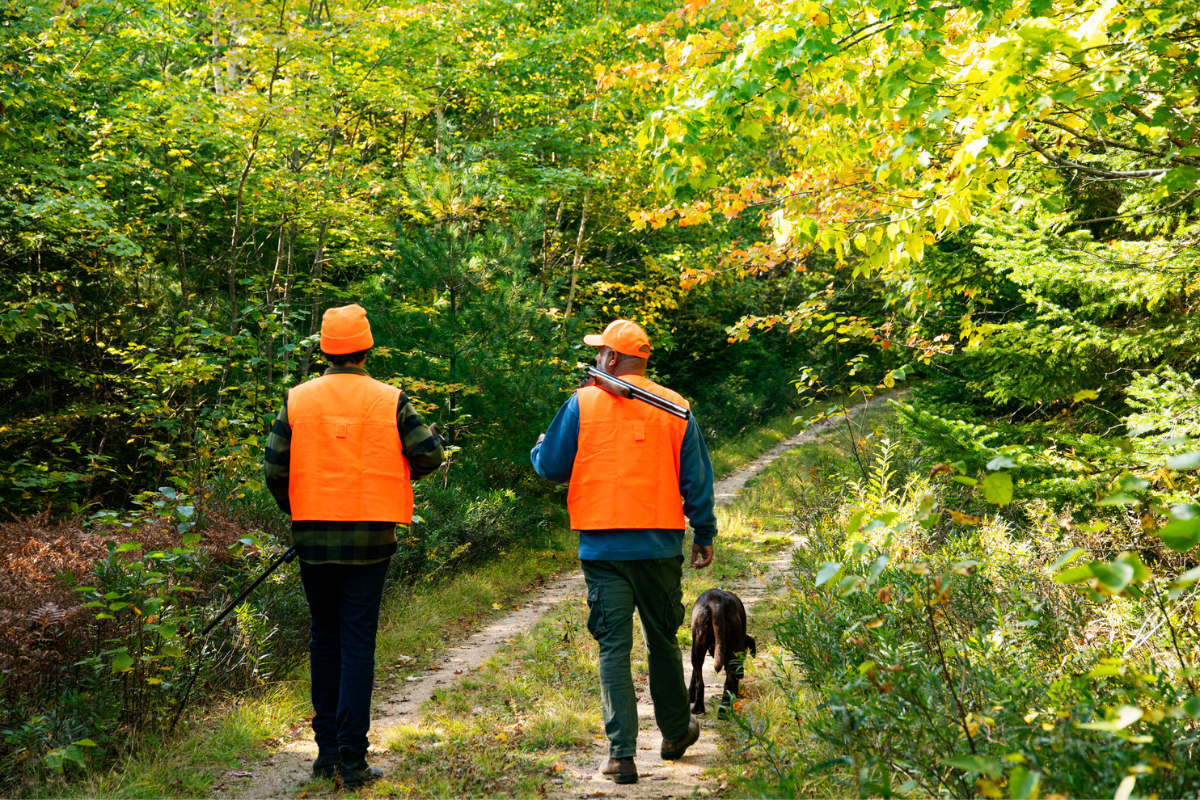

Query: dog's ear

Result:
[745,635,757,658]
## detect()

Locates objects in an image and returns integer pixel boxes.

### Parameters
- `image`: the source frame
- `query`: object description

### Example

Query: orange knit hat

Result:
[320,304,374,354]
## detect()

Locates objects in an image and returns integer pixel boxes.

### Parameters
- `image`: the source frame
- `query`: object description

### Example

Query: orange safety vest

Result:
[567,375,690,530]
[287,372,413,523]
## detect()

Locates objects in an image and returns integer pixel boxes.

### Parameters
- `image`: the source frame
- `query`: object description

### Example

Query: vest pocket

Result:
[633,423,645,441]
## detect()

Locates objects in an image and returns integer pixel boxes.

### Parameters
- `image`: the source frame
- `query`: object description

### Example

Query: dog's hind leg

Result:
[689,629,708,715]
[717,653,744,719]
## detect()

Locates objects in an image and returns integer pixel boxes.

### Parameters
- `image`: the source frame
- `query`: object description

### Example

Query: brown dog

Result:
[688,588,756,716]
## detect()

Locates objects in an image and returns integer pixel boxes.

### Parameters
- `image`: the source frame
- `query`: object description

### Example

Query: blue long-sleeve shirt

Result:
[530,393,717,561]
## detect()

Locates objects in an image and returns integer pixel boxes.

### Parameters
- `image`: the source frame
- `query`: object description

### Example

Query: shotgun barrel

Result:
[584,366,690,420]
[170,546,298,734]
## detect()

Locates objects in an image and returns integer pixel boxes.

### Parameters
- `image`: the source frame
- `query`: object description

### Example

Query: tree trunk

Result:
[300,219,329,375]
[211,12,224,95]
[564,189,590,319]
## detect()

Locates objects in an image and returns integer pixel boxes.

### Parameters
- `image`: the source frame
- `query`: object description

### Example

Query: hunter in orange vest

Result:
[531,319,717,785]
[264,304,443,787]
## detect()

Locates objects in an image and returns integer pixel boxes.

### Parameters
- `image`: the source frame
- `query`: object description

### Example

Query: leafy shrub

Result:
[737,426,1200,798]
[391,478,560,586]
[0,489,305,789]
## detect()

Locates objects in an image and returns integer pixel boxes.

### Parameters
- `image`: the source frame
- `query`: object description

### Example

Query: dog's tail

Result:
[711,601,728,673]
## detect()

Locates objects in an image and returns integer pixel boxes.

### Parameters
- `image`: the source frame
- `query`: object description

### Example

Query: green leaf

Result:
[836,575,865,596]
[1098,493,1137,506]
[1171,504,1200,520]
[980,472,1013,505]
[1183,696,1200,719]
[74,739,97,747]
[1050,548,1085,572]
[1072,389,1099,403]
[815,561,842,587]
[111,652,135,673]
[1118,474,1149,492]
[115,542,142,553]
[1087,664,1124,678]
[43,750,64,773]
[1054,564,1094,584]
[986,455,1015,471]
[1170,565,1200,591]
[1114,552,1150,583]
[1008,766,1041,799]
[868,554,889,583]
[1159,519,1200,553]
[1077,704,1143,731]
[1089,560,1134,592]
[1167,451,1200,470]
[941,755,1001,779]
[951,475,978,486]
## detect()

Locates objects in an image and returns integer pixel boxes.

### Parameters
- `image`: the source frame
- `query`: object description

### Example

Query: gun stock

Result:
[583,367,690,420]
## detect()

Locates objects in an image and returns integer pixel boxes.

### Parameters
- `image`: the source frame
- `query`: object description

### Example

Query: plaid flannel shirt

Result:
[263,366,445,564]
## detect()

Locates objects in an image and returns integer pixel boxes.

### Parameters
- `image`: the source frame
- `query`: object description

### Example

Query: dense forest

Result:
[2,0,1200,795]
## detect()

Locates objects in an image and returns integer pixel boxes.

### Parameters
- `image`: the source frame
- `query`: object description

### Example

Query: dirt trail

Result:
[220,396,896,799]
[546,393,898,800]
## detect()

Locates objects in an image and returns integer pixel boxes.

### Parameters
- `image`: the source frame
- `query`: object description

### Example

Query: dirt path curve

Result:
[222,395,897,799]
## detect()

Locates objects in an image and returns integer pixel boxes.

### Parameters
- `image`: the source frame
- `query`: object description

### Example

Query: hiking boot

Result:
[338,746,383,789]
[312,749,341,779]
[600,756,638,784]
[660,715,701,760]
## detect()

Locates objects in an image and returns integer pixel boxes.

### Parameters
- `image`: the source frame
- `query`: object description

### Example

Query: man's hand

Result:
[536,433,546,445]
[691,544,714,569]
[429,422,441,441]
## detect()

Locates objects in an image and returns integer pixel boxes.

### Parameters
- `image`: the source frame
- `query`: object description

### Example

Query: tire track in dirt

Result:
[219,395,897,798]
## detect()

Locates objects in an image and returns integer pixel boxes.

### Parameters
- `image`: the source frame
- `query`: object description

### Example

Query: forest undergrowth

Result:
[728,408,1200,799]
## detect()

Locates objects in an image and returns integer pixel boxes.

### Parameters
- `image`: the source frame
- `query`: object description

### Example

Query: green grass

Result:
[708,407,809,479]
[25,683,311,799]
[358,519,789,798]
[707,389,904,480]
[31,530,579,799]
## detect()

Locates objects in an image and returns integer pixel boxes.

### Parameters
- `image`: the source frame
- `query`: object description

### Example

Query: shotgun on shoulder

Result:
[584,366,690,420]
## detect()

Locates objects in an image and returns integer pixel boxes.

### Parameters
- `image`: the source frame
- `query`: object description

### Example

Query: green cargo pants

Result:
[581,556,691,758]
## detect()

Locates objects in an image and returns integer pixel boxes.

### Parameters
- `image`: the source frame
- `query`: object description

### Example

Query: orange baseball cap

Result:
[583,319,651,358]
[320,304,374,354]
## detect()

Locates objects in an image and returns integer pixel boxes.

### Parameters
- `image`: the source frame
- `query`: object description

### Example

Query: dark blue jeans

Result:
[298,558,390,757]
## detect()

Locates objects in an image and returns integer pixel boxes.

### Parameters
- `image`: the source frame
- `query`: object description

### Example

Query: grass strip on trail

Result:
[367,501,785,798]
[709,406,810,479]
